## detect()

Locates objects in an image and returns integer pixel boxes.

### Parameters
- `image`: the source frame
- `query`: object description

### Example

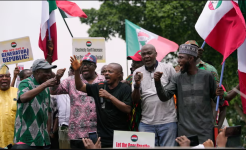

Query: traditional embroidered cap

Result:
[127,50,142,61]
[81,53,97,64]
[32,59,57,72]
[179,44,198,57]
[0,63,10,74]
[185,40,199,47]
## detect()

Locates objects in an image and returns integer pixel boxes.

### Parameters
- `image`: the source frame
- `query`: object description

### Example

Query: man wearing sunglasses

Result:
[51,53,105,149]
[0,64,18,148]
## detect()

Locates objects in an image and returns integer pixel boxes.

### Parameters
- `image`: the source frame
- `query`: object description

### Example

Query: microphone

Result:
[98,82,105,107]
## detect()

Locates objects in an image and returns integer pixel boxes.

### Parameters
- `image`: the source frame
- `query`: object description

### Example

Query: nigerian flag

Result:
[125,19,178,61]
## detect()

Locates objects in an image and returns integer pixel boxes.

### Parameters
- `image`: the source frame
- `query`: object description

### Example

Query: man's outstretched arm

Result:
[70,55,87,93]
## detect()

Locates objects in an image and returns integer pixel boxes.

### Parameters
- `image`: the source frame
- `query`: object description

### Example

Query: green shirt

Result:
[14,76,51,146]
[196,60,219,85]
[197,60,227,98]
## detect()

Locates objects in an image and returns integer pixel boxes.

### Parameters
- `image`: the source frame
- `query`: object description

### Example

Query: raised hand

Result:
[154,72,163,82]
[13,66,20,78]
[56,68,66,80]
[47,36,53,52]
[70,55,82,71]
[134,72,142,86]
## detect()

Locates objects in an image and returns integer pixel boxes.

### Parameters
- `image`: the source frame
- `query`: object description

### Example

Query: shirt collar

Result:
[145,60,158,72]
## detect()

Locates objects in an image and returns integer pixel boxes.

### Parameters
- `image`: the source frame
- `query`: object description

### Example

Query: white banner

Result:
[72,37,106,63]
[113,130,155,148]
[0,36,33,65]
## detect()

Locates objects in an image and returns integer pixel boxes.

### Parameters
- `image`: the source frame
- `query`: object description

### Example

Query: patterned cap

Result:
[127,50,142,61]
[179,44,198,57]
[81,53,97,64]
[0,63,10,74]
[185,40,199,47]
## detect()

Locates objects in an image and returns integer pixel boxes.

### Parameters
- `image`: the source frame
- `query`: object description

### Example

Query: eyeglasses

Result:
[0,74,11,79]
[82,62,95,67]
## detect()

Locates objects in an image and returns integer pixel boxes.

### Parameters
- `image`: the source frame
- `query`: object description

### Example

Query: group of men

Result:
[0,38,240,149]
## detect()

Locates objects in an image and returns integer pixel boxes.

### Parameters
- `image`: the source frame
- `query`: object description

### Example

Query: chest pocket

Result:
[11,100,17,111]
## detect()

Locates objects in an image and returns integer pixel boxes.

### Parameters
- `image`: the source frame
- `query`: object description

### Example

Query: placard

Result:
[0,36,33,65]
[72,37,106,63]
[113,130,155,148]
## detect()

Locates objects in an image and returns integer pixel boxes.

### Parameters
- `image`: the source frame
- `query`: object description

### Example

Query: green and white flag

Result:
[125,19,178,61]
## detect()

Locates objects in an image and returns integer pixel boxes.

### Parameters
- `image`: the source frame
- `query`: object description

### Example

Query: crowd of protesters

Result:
[0,38,242,149]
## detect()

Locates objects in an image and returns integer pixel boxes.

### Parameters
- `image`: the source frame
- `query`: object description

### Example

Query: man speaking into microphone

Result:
[70,56,132,148]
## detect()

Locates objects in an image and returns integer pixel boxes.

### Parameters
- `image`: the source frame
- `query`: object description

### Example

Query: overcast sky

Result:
[0,1,131,81]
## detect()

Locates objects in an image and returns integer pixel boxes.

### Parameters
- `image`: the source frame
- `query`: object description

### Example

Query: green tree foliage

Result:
[80,0,246,145]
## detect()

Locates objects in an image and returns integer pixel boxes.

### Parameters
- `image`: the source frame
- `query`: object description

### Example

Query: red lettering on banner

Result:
[116,142,122,147]
[15,47,21,50]
[2,50,8,52]
[122,143,127,147]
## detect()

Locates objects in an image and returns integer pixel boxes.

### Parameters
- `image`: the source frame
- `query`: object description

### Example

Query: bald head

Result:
[101,65,107,70]
[141,44,157,68]
[141,44,156,52]
[108,63,123,81]
[104,63,123,84]
[108,63,122,73]
[101,65,107,75]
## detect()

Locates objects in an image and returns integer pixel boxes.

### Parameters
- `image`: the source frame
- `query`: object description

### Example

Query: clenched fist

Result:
[134,72,142,86]
[154,72,163,82]
[216,86,224,99]
[13,66,20,78]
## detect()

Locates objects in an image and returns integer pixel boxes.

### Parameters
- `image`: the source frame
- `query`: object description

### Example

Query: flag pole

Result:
[201,41,206,48]
[58,8,73,38]
[216,61,226,111]
[47,19,51,40]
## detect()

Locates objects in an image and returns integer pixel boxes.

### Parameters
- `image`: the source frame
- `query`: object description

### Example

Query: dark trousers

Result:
[30,145,51,149]
[50,132,59,149]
